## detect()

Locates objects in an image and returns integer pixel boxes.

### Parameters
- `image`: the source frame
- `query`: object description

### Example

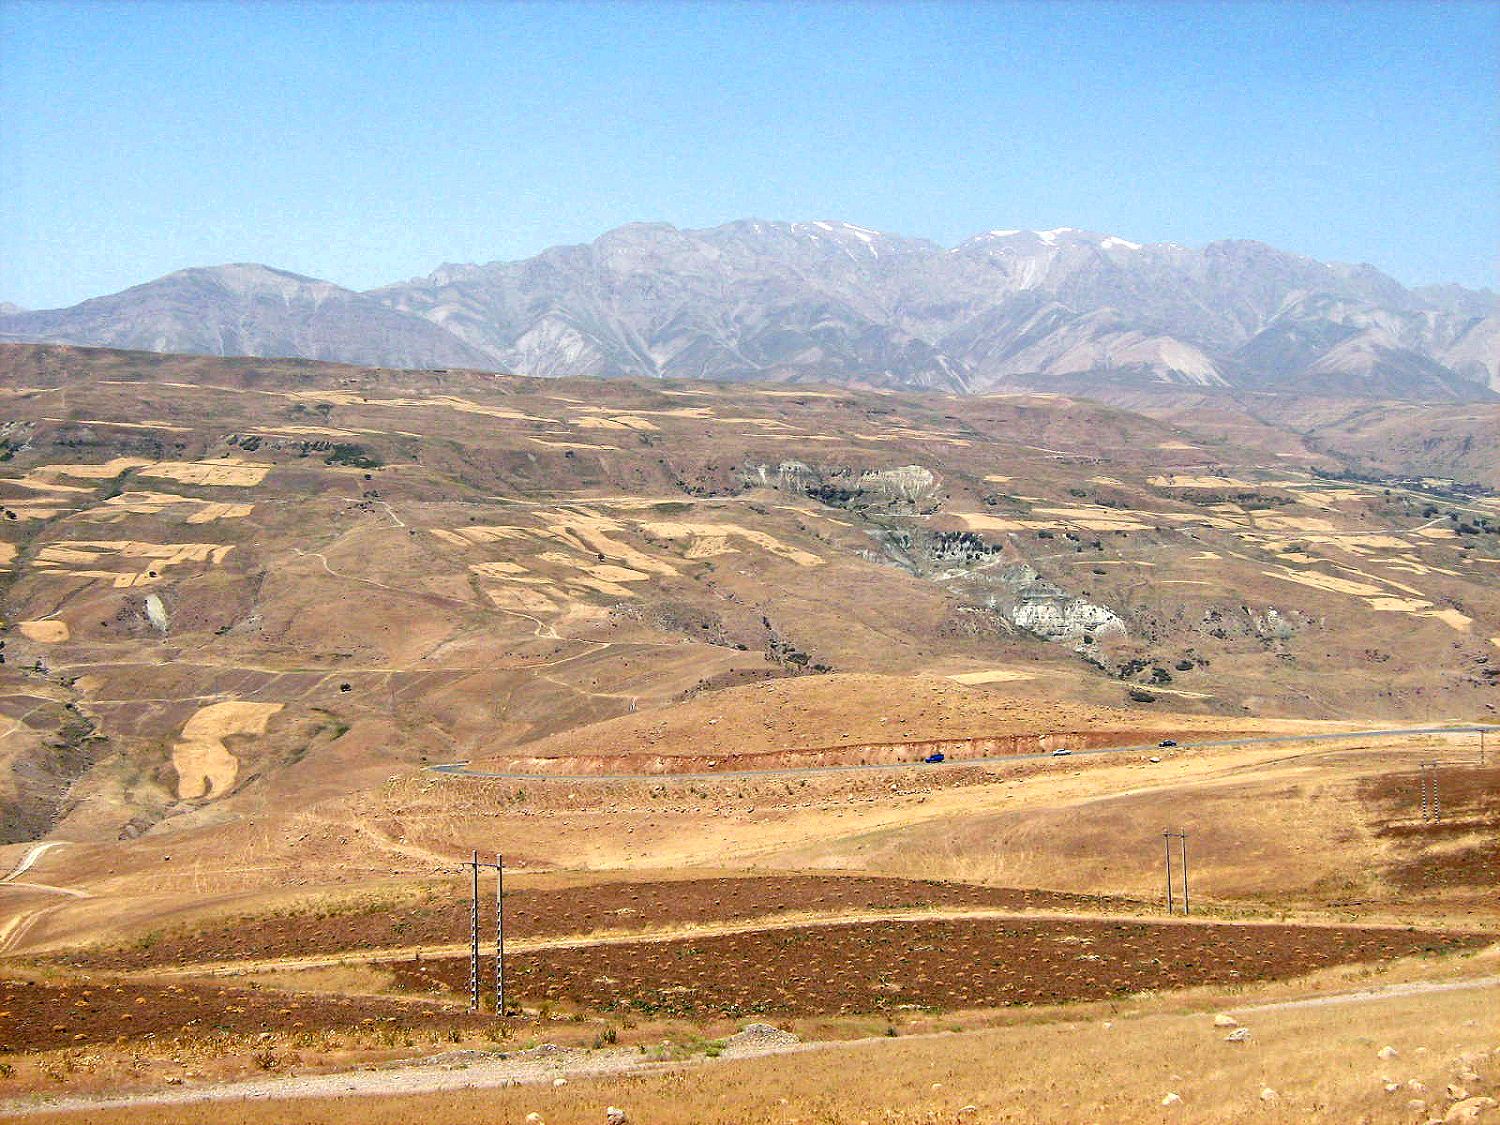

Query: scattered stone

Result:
[1224,1027,1251,1043]
[1451,1085,1473,1101]
[1213,1014,1239,1027]
[553,1077,568,1088]
[1387,1083,1403,1094]
[957,1109,979,1118]
[1260,1088,1278,1102]
[1380,1047,1401,1060]
[1410,1080,1430,1094]
[1407,1100,1428,1113]
[1161,1093,1182,1107]
[606,1108,627,1125]
[525,1115,544,1124]
[722,1023,800,1055]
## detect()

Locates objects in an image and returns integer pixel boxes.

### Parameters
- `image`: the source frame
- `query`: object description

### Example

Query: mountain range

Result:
[3,221,1496,399]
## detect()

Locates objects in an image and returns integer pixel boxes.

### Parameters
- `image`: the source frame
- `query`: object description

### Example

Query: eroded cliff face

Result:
[997,566,1128,645]
[743,460,1129,654]
[742,462,941,511]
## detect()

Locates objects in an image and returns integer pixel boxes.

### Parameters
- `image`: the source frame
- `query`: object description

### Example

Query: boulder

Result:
[1379,1046,1400,1060]
[1161,1093,1183,1107]
[1213,1014,1239,1028]
[606,1109,627,1125]
[1445,1097,1499,1123]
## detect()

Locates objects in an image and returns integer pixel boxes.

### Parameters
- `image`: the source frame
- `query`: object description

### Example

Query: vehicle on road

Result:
[1051,748,1072,756]
[923,752,946,764]
[1158,739,1178,747]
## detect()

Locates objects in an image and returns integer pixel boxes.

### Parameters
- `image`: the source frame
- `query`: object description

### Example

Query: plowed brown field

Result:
[1362,764,1500,890]
[73,877,1136,970]
[388,916,1486,1019]
[0,976,490,1054]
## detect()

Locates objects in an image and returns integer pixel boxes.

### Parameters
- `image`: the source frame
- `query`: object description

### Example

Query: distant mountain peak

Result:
[2,220,1494,399]
[955,227,1145,252]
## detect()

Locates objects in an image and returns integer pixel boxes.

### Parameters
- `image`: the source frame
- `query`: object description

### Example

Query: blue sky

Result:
[1,0,1496,309]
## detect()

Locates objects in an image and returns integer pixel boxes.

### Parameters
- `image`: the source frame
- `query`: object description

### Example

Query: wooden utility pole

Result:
[1163,832,1175,914]
[1163,830,1189,914]
[1179,832,1189,915]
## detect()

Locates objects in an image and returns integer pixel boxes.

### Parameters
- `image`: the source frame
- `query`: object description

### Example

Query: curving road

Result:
[427,724,1498,783]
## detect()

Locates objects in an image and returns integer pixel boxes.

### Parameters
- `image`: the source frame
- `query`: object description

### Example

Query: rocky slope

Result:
[2,343,1496,845]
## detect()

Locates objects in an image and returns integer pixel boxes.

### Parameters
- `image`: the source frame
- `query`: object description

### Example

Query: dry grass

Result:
[21,978,1499,1123]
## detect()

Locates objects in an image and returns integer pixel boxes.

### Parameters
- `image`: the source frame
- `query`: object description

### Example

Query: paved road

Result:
[428,724,1497,783]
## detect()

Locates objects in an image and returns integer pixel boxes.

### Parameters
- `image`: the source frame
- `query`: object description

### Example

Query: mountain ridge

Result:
[3,221,1495,399]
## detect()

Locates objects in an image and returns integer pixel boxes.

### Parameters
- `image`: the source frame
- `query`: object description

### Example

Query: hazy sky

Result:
[2,0,1496,308]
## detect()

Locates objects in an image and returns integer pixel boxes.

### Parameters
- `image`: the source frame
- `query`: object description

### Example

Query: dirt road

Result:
[428,724,1496,782]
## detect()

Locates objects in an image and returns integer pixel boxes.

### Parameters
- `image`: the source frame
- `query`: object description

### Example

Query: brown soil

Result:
[387,916,1487,1019]
[0,975,491,1054]
[1361,763,1500,889]
[68,876,1138,970]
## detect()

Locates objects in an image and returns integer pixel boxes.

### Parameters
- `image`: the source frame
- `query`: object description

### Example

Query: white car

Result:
[1051,748,1072,756]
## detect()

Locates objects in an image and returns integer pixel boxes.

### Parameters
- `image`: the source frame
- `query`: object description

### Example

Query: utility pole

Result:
[1180,832,1190,916]
[1163,830,1189,914]
[463,851,505,1015]
[469,849,480,1012]
[1163,831,1175,914]
[495,852,505,1015]
[1419,762,1441,823]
